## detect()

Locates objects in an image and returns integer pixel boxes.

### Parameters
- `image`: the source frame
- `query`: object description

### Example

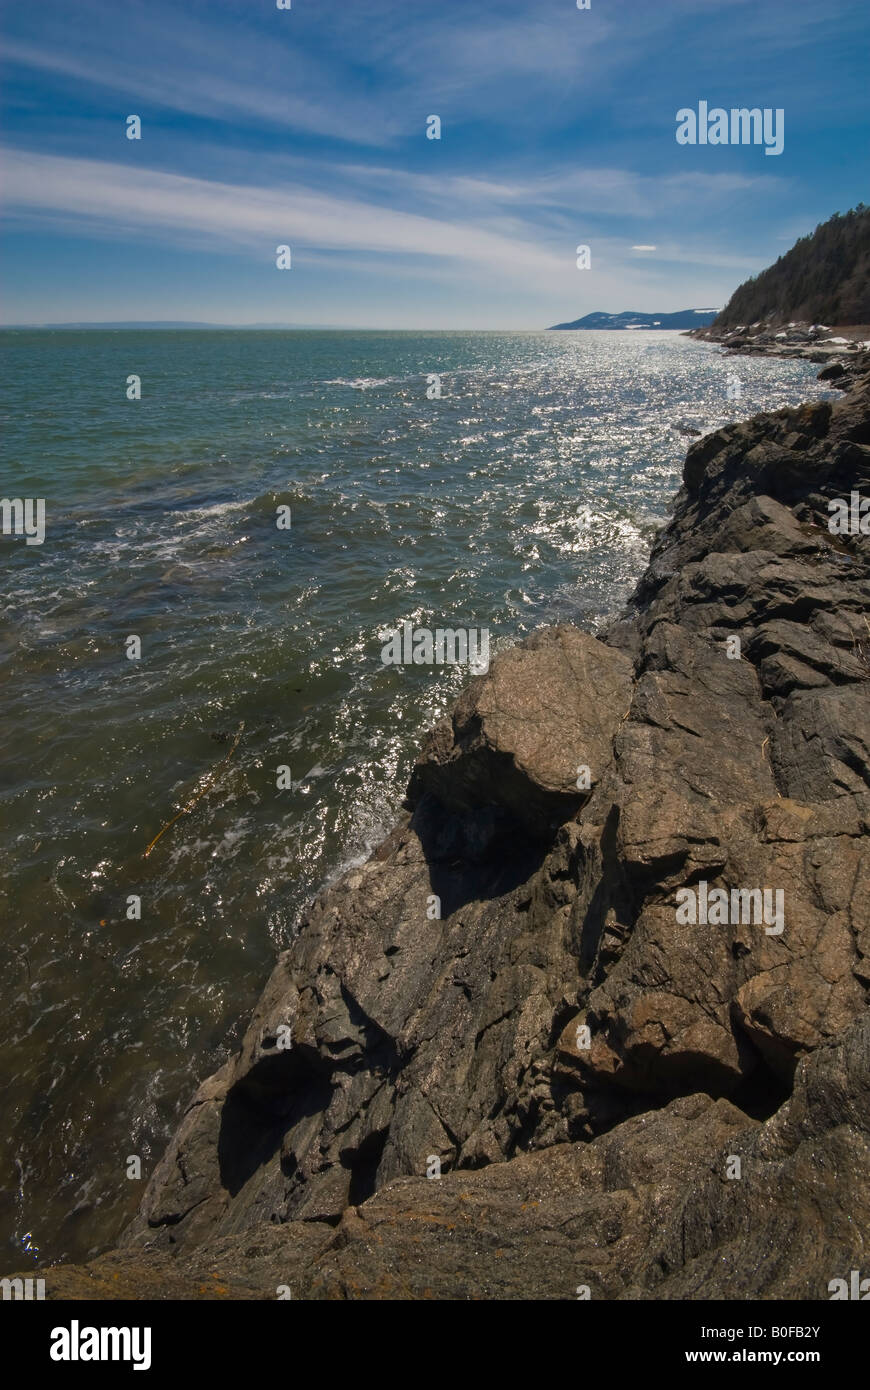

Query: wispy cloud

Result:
[1,147,770,284]
[1,15,398,147]
[1,148,572,284]
[2,0,864,325]
[320,161,787,227]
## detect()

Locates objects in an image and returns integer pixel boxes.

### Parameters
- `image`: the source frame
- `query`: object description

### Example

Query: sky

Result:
[1,0,867,329]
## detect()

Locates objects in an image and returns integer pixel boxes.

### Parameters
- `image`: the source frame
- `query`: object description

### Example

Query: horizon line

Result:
[0,315,719,332]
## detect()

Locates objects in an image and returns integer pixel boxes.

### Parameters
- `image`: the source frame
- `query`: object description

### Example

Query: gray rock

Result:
[28,1013,869,1300]
[73,362,870,1299]
[407,625,633,840]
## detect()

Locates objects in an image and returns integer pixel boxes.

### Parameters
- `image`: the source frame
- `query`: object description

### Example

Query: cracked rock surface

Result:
[27,365,870,1298]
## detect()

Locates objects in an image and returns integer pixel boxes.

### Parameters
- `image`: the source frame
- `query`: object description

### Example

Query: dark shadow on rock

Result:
[578,804,640,977]
[217,1056,332,1198]
[728,1052,791,1121]
[344,1127,390,1207]
[410,790,548,917]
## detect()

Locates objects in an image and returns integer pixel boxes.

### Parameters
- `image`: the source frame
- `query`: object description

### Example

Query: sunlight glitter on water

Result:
[0,327,836,1264]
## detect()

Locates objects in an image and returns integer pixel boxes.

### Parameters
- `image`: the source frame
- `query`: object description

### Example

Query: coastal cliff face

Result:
[32,363,870,1299]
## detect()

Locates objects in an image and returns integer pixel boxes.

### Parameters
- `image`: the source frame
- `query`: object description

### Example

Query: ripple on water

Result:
[0,327,837,1264]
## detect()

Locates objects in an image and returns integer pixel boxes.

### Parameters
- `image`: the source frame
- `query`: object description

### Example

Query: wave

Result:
[323,376,406,390]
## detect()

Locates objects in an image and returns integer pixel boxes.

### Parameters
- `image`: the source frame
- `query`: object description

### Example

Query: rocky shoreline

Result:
[20,359,870,1300]
[689,320,870,390]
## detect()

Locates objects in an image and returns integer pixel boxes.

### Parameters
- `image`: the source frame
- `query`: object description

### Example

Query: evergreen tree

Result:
[715,206,870,327]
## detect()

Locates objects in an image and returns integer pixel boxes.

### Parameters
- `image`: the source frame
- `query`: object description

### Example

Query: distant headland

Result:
[549,308,720,331]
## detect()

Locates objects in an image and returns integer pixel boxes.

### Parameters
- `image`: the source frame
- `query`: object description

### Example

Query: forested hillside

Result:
[715,205,870,327]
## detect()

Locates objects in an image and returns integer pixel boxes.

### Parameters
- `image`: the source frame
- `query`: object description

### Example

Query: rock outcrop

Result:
[25,1012,870,1300]
[21,364,870,1299]
[690,320,870,385]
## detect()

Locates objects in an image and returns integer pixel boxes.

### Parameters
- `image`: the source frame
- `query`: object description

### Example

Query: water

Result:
[0,328,833,1267]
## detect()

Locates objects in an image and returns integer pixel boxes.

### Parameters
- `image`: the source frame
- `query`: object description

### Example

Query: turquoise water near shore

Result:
[0,328,833,1265]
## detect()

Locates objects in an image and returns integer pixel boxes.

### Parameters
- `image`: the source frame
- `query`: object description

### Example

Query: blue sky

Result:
[1,0,867,328]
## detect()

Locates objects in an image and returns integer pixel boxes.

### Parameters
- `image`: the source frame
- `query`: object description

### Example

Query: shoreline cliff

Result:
[21,356,870,1300]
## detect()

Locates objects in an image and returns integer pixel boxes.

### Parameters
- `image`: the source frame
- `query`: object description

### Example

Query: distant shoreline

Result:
[1,322,714,333]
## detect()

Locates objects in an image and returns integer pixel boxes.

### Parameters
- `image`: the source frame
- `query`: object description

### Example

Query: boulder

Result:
[408,625,633,840]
